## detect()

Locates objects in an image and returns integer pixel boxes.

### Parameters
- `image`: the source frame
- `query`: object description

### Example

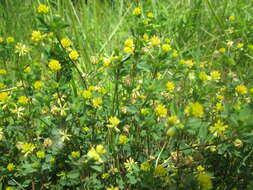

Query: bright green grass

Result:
[1,0,253,69]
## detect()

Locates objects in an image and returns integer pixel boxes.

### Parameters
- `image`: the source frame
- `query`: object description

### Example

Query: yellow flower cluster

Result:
[61,38,72,48]
[87,144,106,163]
[124,38,134,54]
[31,31,43,42]
[48,59,61,71]
[209,120,228,137]
[37,4,49,14]
[69,50,79,61]
[155,104,167,118]
[16,142,36,156]
[184,102,204,118]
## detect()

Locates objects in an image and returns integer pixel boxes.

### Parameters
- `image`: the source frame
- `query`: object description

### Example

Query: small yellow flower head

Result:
[87,147,103,163]
[33,81,43,89]
[162,44,172,52]
[209,120,228,137]
[119,135,129,144]
[0,37,3,43]
[124,157,137,171]
[0,92,9,103]
[106,186,119,190]
[140,108,149,115]
[69,50,79,61]
[250,88,253,94]
[133,7,141,15]
[37,4,49,14]
[172,49,178,57]
[96,144,107,154]
[82,90,92,99]
[210,71,221,81]
[124,38,134,47]
[103,58,111,67]
[166,81,175,92]
[140,161,151,172]
[215,102,224,112]
[16,142,36,156]
[7,163,15,171]
[92,97,102,108]
[6,37,15,43]
[5,187,13,190]
[236,43,244,49]
[199,72,210,81]
[184,102,204,118]
[166,127,176,136]
[197,173,213,190]
[196,165,205,172]
[235,84,247,95]
[233,139,243,147]
[124,46,134,54]
[101,173,110,179]
[229,15,235,22]
[15,43,30,56]
[108,116,120,128]
[154,165,166,177]
[18,96,29,104]
[150,36,161,46]
[0,69,7,75]
[36,151,45,159]
[167,116,179,125]
[147,12,154,18]
[142,34,149,42]
[71,151,80,158]
[31,31,43,42]
[24,66,31,73]
[155,104,168,118]
[61,38,72,48]
[48,59,61,71]
[218,47,226,54]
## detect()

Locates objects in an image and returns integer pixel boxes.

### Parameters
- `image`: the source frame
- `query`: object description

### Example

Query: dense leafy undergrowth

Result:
[1,2,253,190]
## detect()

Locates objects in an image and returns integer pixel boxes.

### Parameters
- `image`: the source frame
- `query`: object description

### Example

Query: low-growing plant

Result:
[1,2,253,190]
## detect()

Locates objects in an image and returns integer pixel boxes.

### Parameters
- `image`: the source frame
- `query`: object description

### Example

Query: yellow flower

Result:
[235,84,247,95]
[24,66,31,73]
[18,96,29,104]
[6,37,14,43]
[101,173,110,179]
[233,139,243,147]
[106,186,119,190]
[150,36,161,46]
[199,72,210,81]
[215,102,224,112]
[0,69,7,75]
[16,142,36,156]
[133,7,141,15]
[155,104,168,118]
[140,108,149,115]
[172,49,178,57]
[15,43,30,56]
[210,71,221,81]
[124,157,137,171]
[154,165,166,177]
[197,173,212,190]
[31,31,43,42]
[124,46,134,54]
[167,116,179,125]
[37,4,49,14]
[229,15,235,21]
[33,81,43,89]
[147,12,154,18]
[48,59,61,71]
[71,151,80,158]
[162,44,172,52]
[166,81,175,92]
[96,144,107,154]
[0,37,3,43]
[218,48,225,54]
[209,120,228,137]
[82,90,92,99]
[142,34,149,42]
[140,161,151,172]
[61,38,72,48]
[5,187,13,190]
[119,135,129,144]
[184,102,204,118]
[7,163,15,171]
[36,151,45,159]
[236,43,244,49]
[69,50,79,61]
[108,116,120,128]
[92,97,102,108]
[196,165,205,172]
[0,92,9,103]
